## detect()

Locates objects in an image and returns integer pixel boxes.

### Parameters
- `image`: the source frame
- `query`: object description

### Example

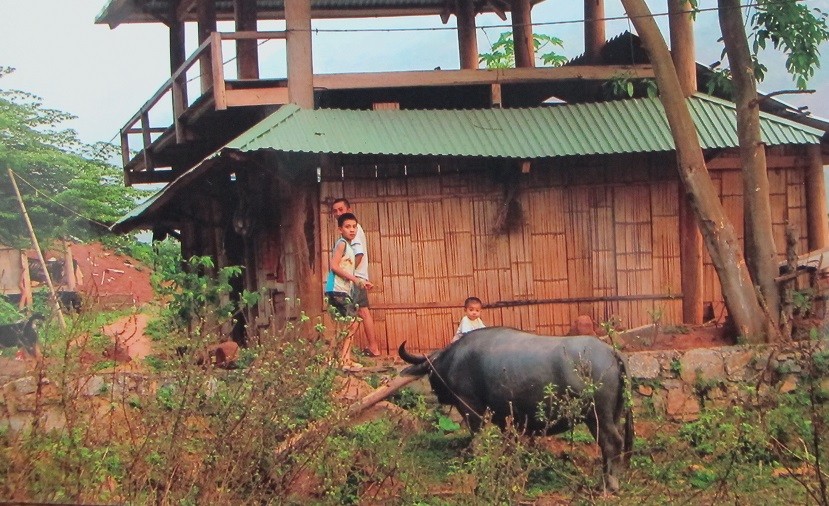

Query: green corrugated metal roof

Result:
[112,94,824,232]
[227,94,823,158]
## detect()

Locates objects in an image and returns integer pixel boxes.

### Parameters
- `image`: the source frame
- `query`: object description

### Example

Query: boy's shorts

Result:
[350,283,370,308]
[325,292,358,319]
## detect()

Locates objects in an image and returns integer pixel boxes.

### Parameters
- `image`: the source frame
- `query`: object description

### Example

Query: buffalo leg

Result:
[585,408,624,493]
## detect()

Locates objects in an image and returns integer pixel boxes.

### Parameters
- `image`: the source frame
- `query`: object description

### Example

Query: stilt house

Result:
[102,0,829,353]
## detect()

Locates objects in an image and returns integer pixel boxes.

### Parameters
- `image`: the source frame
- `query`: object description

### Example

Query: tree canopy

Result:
[0,68,140,248]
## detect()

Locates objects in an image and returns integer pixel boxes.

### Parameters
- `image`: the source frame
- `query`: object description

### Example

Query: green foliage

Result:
[0,296,22,325]
[670,357,683,376]
[604,73,659,100]
[461,423,533,504]
[710,1,829,94]
[148,246,257,347]
[752,1,829,90]
[479,32,566,69]
[436,414,461,433]
[680,408,775,463]
[0,68,144,247]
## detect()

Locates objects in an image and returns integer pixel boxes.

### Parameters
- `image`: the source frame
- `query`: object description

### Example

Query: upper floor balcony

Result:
[98,0,658,186]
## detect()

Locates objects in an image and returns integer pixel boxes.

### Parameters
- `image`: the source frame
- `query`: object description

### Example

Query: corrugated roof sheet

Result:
[227,94,823,158]
[112,94,823,232]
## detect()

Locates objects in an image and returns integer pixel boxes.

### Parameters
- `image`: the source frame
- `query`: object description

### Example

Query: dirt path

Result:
[101,313,154,363]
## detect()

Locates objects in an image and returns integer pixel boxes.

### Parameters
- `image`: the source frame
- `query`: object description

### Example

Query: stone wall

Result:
[628,342,817,421]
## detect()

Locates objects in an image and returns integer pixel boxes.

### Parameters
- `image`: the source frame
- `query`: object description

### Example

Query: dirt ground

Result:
[615,324,733,353]
[70,242,155,307]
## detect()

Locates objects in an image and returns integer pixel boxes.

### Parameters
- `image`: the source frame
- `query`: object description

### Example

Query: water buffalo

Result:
[399,326,634,492]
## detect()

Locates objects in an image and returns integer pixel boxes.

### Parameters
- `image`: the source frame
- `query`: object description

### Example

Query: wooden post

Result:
[197,0,217,94]
[668,0,702,324]
[169,4,188,143]
[584,0,605,63]
[490,83,502,108]
[235,0,260,79]
[456,0,478,70]
[285,0,314,108]
[63,241,76,291]
[680,191,703,324]
[668,0,697,96]
[18,251,32,310]
[7,168,66,330]
[806,144,829,250]
[510,0,534,68]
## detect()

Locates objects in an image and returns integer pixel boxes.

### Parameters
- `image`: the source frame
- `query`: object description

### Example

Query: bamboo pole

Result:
[7,168,66,330]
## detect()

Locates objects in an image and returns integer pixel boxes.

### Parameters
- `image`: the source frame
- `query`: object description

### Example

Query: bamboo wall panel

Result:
[315,153,810,353]
[566,186,595,298]
[614,184,654,297]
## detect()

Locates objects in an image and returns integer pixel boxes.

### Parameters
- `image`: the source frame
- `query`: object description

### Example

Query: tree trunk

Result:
[620,0,767,342]
[718,0,781,339]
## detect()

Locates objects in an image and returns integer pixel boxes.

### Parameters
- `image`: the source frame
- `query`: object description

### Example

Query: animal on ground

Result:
[399,326,634,492]
[0,314,44,356]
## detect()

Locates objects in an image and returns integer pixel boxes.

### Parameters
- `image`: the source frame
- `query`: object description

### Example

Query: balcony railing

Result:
[120,30,289,173]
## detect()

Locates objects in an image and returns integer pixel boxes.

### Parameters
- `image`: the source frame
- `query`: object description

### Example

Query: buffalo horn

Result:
[398,341,427,365]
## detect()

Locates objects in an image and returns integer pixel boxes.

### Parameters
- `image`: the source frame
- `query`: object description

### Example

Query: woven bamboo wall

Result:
[702,147,811,321]
[320,153,691,354]
[319,149,811,354]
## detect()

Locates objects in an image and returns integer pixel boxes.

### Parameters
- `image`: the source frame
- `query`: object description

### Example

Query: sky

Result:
[1,0,828,147]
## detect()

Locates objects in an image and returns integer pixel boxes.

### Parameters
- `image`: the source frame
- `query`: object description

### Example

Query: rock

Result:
[628,352,661,379]
[79,375,107,397]
[680,349,725,383]
[10,376,39,396]
[666,386,700,421]
[724,350,755,381]
[779,375,798,394]
[567,315,597,336]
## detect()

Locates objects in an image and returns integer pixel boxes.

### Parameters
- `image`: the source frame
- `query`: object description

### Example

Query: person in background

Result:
[331,198,382,357]
[452,296,486,343]
[325,212,373,372]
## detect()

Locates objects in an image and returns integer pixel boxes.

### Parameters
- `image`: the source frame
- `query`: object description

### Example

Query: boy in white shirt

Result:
[452,296,486,343]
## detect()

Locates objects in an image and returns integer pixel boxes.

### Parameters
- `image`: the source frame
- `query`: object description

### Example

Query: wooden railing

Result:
[120,30,288,169]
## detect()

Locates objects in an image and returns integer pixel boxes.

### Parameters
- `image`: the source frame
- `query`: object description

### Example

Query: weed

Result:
[670,357,683,376]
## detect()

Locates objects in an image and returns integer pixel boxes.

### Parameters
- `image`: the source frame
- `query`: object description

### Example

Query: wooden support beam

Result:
[140,111,154,171]
[314,65,653,90]
[680,191,703,324]
[225,87,290,107]
[510,0,534,67]
[169,1,188,143]
[456,0,479,70]
[211,32,228,110]
[18,251,32,310]
[668,0,696,96]
[197,0,217,94]
[177,0,198,20]
[235,0,260,79]
[63,241,76,291]
[670,0,700,324]
[490,83,502,107]
[807,144,829,250]
[285,0,314,108]
[584,0,605,63]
